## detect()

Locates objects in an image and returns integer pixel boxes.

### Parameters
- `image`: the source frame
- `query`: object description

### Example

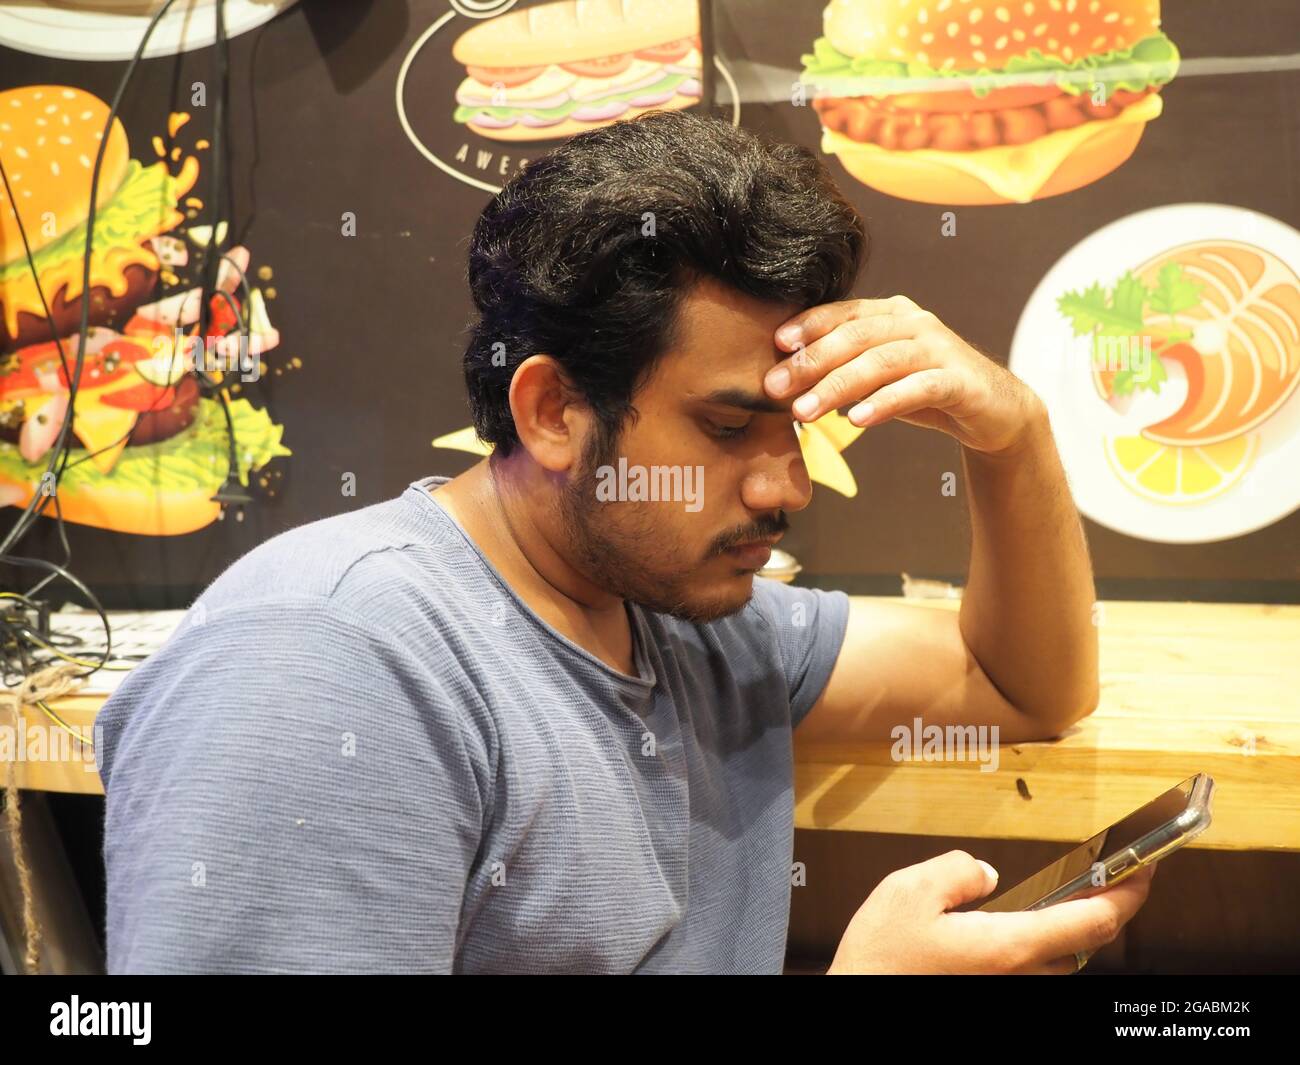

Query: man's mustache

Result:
[712,513,789,555]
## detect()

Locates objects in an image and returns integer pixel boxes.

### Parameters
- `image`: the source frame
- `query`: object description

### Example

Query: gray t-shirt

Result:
[98,475,850,973]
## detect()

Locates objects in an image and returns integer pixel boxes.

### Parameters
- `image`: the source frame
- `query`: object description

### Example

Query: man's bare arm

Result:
[797,400,1097,746]
[765,297,1099,745]
[959,400,1099,730]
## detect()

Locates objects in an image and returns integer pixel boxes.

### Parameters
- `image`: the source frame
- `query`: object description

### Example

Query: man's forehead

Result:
[673,276,802,352]
[660,278,801,388]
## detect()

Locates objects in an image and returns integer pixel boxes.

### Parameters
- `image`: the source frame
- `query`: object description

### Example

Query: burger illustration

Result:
[451,0,702,142]
[0,84,289,536]
[800,0,1180,204]
[1059,241,1300,503]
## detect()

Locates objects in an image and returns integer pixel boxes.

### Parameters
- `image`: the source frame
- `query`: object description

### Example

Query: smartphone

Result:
[976,773,1215,912]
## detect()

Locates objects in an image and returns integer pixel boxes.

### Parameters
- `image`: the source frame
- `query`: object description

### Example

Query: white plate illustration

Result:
[1009,203,1300,544]
[0,1,297,61]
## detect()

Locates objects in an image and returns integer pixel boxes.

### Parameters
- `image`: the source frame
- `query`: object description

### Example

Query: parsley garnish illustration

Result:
[1057,263,1205,395]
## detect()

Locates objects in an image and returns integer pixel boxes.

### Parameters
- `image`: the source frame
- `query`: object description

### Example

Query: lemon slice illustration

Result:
[1104,433,1259,505]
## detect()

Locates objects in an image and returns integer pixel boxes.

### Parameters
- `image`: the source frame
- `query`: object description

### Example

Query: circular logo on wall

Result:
[396,0,738,194]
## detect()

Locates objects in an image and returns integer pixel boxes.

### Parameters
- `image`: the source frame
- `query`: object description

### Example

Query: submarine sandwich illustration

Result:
[451,0,702,142]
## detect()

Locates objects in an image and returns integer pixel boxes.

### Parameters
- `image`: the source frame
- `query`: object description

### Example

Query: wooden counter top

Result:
[8,599,1299,851]
[795,598,1300,852]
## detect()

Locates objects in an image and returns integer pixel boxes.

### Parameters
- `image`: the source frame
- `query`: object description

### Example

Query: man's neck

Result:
[429,458,638,677]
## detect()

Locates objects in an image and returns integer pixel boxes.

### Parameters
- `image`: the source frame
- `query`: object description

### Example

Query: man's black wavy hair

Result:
[462,109,868,458]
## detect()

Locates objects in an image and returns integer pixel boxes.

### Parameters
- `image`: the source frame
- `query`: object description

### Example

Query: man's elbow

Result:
[1013,681,1101,739]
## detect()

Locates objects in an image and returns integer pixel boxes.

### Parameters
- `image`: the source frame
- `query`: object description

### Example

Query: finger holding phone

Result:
[826,849,1157,975]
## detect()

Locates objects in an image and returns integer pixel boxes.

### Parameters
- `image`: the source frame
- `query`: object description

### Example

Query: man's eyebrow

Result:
[697,388,791,415]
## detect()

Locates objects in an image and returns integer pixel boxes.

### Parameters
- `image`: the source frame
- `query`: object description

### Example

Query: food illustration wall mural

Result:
[0,0,1294,606]
[450,0,703,142]
[798,0,1179,204]
[398,0,736,194]
[1010,205,1300,543]
[0,84,290,536]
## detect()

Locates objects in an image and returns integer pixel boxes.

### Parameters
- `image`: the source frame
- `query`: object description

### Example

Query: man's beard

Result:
[556,428,755,624]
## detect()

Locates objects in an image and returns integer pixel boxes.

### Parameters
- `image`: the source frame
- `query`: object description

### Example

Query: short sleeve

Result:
[97,595,490,974]
[749,577,851,729]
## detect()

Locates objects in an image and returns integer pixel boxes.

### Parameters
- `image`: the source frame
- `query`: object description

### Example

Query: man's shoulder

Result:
[95,483,501,794]
[693,577,851,716]
[196,488,460,615]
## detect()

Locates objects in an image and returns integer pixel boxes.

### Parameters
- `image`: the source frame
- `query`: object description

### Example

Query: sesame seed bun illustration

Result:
[0,84,290,536]
[0,84,188,353]
[451,0,702,142]
[800,0,1179,204]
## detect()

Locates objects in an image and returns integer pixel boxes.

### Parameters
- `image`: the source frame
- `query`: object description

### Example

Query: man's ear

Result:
[507,354,590,473]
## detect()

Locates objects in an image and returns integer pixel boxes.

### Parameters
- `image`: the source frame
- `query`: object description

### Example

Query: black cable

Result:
[0,0,182,693]
[2,554,111,679]
[0,0,183,561]
[0,154,76,548]
[21,484,72,600]
[42,257,253,478]
[202,283,251,501]
[197,0,228,341]
[0,159,76,406]
[0,0,246,705]
[199,0,248,507]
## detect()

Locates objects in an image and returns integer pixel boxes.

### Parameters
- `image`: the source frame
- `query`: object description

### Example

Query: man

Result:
[99,110,1151,974]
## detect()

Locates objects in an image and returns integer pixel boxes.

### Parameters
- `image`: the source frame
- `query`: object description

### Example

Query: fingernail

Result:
[977,860,999,882]
[777,325,801,346]
[793,393,818,419]
[767,366,791,394]
[850,401,875,425]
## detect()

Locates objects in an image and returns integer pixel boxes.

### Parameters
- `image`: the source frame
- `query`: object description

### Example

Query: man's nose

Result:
[740,443,813,515]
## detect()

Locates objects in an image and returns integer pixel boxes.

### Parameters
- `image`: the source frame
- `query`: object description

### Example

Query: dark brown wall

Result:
[1,0,1296,607]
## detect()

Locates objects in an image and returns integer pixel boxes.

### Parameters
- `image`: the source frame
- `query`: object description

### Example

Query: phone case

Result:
[1025,773,1216,910]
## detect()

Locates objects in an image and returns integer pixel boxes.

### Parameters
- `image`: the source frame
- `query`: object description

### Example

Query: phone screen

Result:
[975,776,1201,913]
